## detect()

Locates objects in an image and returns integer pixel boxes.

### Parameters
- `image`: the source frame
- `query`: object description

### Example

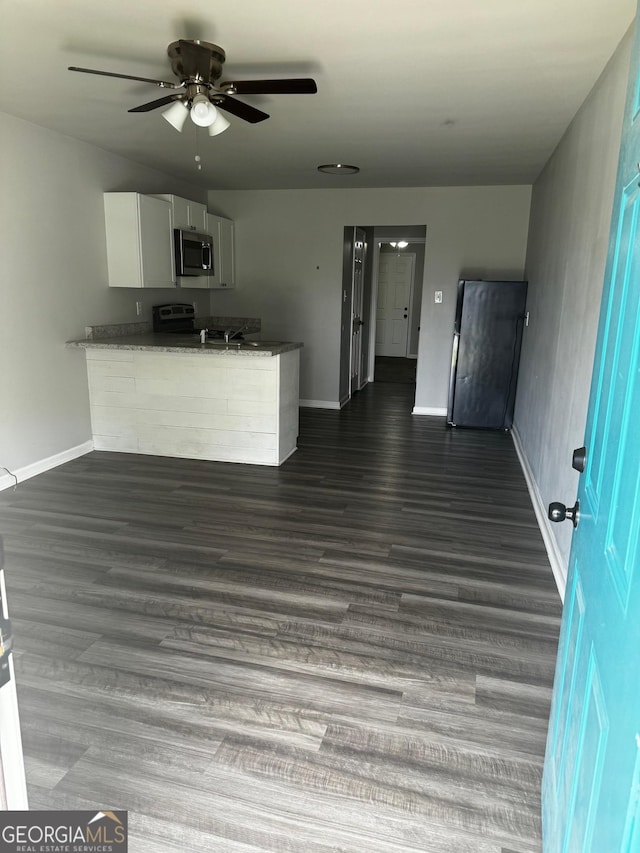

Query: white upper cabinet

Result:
[104,193,176,289]
[207,213,236,289]
[152,194,207,232]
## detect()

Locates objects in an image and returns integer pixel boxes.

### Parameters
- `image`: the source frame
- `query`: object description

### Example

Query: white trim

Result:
[511,425,567,601]
[0,440,94,492]
[299,400,341,410]
[412,406,447,416]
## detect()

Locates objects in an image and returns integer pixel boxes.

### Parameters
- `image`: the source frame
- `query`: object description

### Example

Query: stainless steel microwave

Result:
[174,228,213,277]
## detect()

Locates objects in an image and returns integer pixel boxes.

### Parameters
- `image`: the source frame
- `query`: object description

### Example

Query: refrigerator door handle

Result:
[447,331,460,425]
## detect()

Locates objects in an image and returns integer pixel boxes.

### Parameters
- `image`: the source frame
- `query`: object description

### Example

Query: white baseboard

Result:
[0,440,94,492]
[412,406,447,417]
[511,425,567,601]
[300,400,341,410]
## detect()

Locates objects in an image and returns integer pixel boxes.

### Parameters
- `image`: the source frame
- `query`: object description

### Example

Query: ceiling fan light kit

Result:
[68,38,318,140]
[190,94,217,127]
[208,112,230,136]
[161,99,189,132]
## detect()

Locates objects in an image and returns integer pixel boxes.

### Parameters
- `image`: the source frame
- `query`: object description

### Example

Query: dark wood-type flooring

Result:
[374,357,417,384]
[0,382,562,852]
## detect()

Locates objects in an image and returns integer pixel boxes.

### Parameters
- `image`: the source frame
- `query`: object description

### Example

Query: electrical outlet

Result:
[435,291,443,304]
[135,301,143,316]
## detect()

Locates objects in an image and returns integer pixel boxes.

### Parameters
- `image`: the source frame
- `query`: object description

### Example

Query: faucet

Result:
[224,323,249,343]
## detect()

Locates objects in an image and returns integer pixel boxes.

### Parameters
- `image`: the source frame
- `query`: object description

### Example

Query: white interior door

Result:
[0,553,28,809]
[375,254,415,357]
[350,229,367,393]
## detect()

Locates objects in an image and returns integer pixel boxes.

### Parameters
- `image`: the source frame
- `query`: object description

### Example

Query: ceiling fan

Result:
[69,39,317,135]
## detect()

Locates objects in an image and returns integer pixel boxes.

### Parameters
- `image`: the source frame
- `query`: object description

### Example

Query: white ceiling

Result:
[0,0,635,190]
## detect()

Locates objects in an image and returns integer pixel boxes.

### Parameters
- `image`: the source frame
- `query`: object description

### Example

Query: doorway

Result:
[339,225,426,407]
[369,232,426,391]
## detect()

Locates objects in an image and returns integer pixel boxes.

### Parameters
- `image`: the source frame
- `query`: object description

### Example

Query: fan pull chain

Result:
[194,125,202,171]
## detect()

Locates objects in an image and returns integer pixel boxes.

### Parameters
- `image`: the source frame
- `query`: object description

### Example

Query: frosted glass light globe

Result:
[190,95,215,127]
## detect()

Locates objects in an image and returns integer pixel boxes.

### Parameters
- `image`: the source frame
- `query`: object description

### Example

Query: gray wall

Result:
[208,186,531,408]
[0,111,207,478]
[514,30,632,593]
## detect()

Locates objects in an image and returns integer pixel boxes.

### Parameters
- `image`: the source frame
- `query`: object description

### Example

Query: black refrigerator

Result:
[447,279,528,430]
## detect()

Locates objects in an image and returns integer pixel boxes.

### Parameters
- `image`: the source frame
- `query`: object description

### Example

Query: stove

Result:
[152,304,227,339]
[152,303,196,334]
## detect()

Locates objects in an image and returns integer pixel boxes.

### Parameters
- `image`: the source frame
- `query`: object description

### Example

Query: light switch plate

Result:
[435,291,443,304]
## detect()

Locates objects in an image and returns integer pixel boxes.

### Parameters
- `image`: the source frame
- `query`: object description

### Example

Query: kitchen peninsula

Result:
[68,321,302,466]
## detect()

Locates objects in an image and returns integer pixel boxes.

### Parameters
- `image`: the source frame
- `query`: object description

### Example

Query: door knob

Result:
[572,446,587,473]
[548,500,580,528]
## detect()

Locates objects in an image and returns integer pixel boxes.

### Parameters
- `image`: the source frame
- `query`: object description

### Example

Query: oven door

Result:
[174,230,213,276]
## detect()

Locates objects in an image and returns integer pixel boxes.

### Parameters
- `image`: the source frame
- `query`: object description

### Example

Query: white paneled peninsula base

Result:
[71,338,302,466]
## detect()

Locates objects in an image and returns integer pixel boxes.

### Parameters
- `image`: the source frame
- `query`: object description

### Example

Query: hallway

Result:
[0,383,561,852]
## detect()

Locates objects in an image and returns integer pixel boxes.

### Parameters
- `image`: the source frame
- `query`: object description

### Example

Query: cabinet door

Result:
[171,196,191,230]
[188,201,208,232]
[217,217,235,288]
[148,194,207,231]
[205,214,235,289]
[104,193,175,289]
[138,196,176,288]
[205,213,221,288]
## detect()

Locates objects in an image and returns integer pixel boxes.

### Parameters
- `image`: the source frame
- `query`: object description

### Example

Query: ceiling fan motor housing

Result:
[167,40,226,84]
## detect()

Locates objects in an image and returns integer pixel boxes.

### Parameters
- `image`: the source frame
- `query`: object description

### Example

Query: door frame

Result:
[367,236,424,382]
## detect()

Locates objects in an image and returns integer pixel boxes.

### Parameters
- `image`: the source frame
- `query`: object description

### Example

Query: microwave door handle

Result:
[203,242,213,272]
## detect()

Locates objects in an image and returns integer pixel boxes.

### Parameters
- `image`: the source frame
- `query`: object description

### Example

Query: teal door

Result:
[542,13,640,852]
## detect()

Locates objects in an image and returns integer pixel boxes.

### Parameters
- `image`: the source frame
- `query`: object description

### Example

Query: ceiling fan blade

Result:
[221,78,317,95]
[178,39,213,83]
[215,95,269,124]
[128,94,183,113]
[68,66,180,89]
